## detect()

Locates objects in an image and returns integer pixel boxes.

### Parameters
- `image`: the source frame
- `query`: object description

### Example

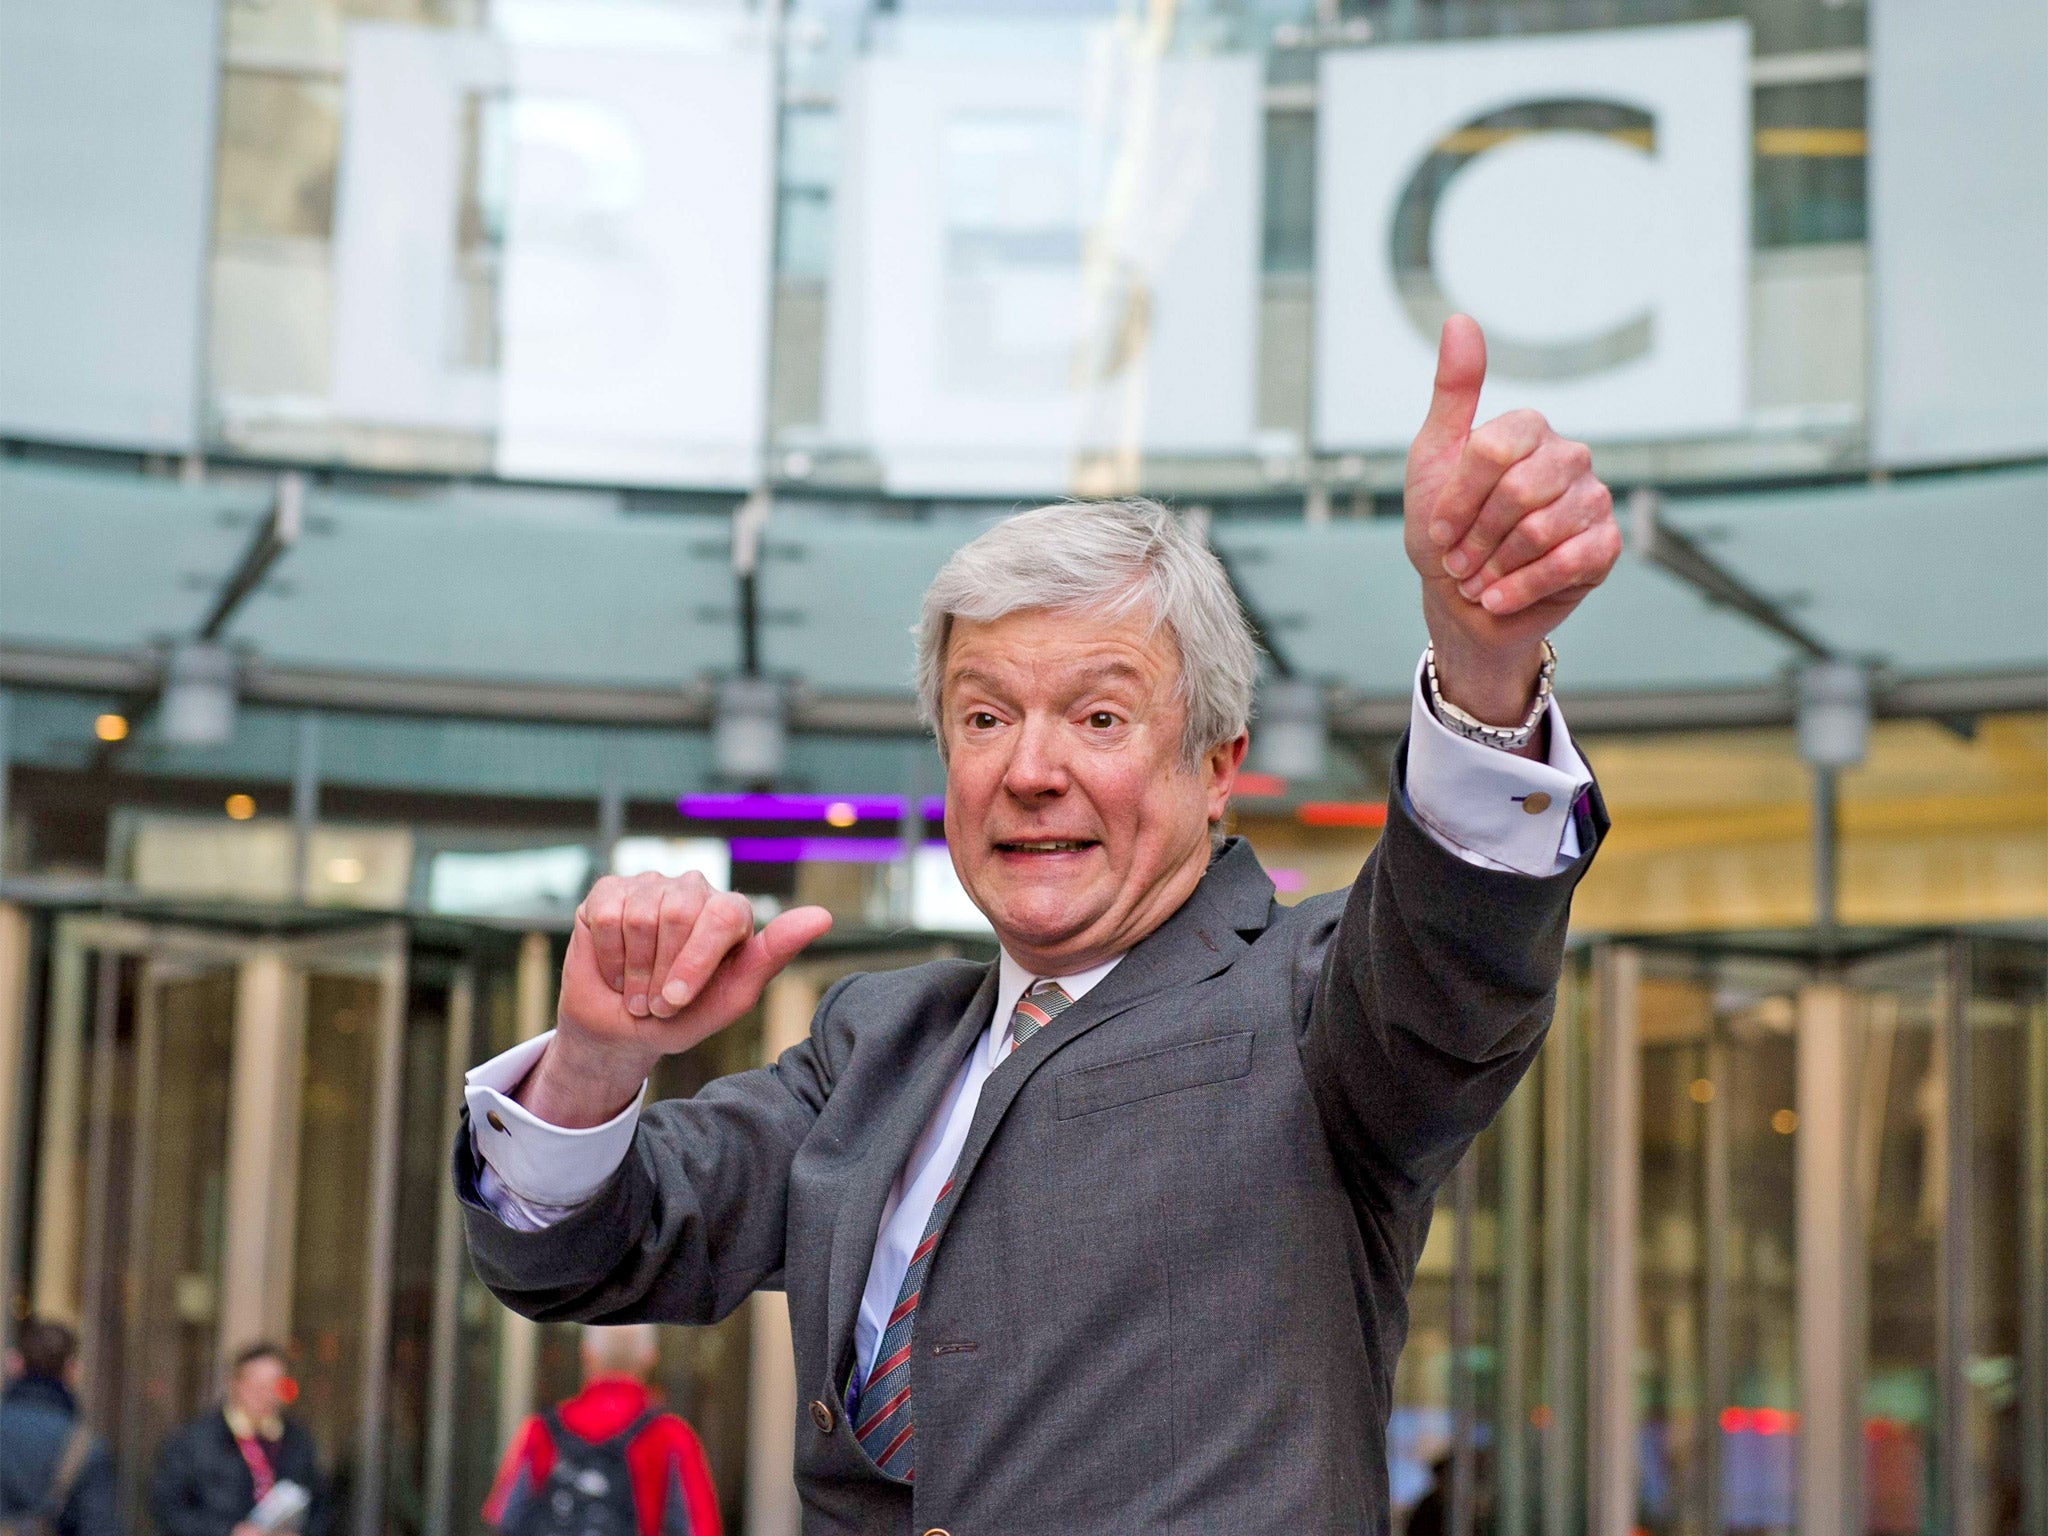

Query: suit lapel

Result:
[941,838,1277,1210]
[823,961,999,1387]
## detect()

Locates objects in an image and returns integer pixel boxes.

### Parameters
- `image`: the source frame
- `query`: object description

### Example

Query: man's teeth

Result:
[1007,840,1090,851]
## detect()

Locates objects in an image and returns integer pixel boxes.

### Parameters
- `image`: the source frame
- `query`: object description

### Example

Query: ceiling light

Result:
[94,713,129,742]
[161,640,239,748]
[224,794,257,821]
[1795,660,1870,769]
[713,676,786,782]
[1256,679,1327,781]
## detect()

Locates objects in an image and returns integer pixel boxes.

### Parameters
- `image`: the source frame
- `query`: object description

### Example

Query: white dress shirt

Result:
[463,651,1594,1383]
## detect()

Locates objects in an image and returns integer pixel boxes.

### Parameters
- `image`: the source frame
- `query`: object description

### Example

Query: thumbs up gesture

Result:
[1404,315,1619,733]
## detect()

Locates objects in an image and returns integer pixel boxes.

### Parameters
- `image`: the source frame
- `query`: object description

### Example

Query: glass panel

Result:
[1716,977,1799,1536]
[1632,952,1802,1536]
[382,957,457,1536]
[82,956,238,1534]
[289,969,386,1518]
[1636,970,1712,1534]
[1854,951,1945,1535]
[449,958,522,1536]
[1964,939,2043,1535]
[1261,110,1314,275]
[1753,80,1866,249]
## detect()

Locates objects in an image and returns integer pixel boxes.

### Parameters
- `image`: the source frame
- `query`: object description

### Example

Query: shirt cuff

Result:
[464,1030,644,1211]
[1404,652,1594,877]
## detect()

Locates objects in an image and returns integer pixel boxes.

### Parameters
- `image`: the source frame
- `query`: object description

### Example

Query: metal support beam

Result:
[596,771,624,877]
[291,713,320,901]
[5,640,2043,738]
[353,933,410,1536]
[1449,1151,1478,1536]
[1937,942,1976,1536]
[1700,1030,1731,1536]
[421,964,475,1536]
[1797,982,1862,1536]
[1590,946,1640,1536]
[1498,1077,1536,1536]
[198,472,304,641]
[2024,968,2048,1536]
[1542,971,1583,1536]
[0,903,32,1326]
[1813,765,1840,938]
[0,687,11,876]
[1628,490,1834,660]
[734,490,770,680]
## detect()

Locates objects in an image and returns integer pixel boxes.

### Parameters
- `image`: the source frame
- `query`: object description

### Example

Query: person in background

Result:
[483,1325,721,1536]
[1404,1447,1493,1536]
[149,1343,327,1536]
[0,1318,118,1536]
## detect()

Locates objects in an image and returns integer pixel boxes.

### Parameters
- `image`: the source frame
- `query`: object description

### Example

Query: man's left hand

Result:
[1403,314,1619,727]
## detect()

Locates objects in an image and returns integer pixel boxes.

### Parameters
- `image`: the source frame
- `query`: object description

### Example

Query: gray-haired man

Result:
[457,316,1618,1533]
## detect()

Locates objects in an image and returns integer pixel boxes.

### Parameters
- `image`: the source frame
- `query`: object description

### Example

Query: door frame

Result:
[30,913,408,1536]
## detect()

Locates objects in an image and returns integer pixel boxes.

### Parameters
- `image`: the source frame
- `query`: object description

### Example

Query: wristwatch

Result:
[1425,639,1557,753]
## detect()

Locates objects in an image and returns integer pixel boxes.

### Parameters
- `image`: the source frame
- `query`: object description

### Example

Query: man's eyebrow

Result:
[947,659,1150,692]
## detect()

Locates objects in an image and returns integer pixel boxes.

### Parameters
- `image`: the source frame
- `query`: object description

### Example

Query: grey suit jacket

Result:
[458,745,1605,1534]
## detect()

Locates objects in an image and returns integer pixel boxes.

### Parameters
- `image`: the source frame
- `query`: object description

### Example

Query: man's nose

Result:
[1002,715,1070,797]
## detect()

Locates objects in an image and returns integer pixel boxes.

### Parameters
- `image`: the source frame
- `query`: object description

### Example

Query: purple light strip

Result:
[680,792,903,821]
[729,837,950,864]
[677,792,952,825]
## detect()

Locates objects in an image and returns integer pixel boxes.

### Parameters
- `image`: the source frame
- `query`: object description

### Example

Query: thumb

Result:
[725,904,834,995]
[1414,314,1487,458]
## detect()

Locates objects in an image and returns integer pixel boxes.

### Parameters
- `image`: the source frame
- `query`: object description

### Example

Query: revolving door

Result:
[1406,930,2045,1536]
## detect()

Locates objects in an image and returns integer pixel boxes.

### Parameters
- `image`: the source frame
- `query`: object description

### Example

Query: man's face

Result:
[232,1356,287,1421]
[940,604,1245,975]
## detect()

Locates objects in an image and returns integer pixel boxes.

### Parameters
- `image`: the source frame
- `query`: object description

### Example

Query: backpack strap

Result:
[541,1403,661,1451]
[595,1408,662,1450]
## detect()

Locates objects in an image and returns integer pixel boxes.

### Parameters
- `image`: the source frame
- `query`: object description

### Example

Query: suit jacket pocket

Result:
[1054,1031,1255,1119]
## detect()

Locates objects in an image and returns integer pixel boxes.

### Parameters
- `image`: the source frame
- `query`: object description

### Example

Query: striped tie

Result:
[851,979,1074,1480]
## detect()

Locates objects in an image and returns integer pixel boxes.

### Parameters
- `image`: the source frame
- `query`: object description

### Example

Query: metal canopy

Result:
[1658,464,2048,677]
[3,458,2044,740]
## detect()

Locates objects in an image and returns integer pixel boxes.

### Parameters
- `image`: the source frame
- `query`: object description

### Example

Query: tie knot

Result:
[1009,979,1074,1051]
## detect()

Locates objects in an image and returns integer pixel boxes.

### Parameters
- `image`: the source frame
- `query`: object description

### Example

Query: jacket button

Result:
[808,1399,835,1434]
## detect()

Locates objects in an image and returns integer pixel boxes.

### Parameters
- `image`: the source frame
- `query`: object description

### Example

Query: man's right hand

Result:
[516,873,832,1128]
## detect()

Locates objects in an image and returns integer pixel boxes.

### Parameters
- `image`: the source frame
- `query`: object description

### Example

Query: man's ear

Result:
[1206,733,1251,820]
[4,1349,21,1379]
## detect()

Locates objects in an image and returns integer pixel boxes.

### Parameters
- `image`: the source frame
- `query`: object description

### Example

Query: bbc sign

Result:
[1315,21,1751,451]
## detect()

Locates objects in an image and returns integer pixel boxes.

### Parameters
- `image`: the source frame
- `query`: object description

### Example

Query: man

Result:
[457,315,1618,1533]
[150,1344,328,1536]
[483,1325,721,1536]
[0,1319,117,1536]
